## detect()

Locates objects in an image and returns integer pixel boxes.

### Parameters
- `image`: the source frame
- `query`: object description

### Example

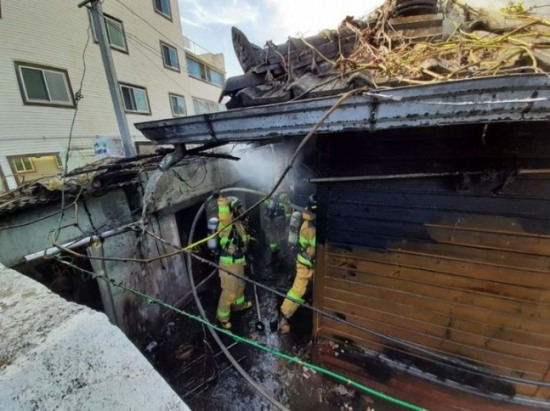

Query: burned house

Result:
[3,0,550,409]
[134,1,550,408]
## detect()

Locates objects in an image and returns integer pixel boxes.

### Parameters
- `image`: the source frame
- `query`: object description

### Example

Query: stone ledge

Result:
[0,264,188,411]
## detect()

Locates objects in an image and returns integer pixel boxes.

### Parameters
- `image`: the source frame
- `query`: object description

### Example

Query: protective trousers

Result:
[280,262,313,319]
[216,262,246,322]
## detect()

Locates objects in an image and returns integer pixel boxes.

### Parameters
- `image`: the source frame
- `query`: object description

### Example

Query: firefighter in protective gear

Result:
[216,194,253,329]
[264,192,291,265]
[279,194,317,333]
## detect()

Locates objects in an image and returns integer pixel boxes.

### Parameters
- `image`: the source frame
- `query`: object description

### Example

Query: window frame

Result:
[8,153,63,186]
[15,62,76,108]
[119,82,152,115]
[104,14,129,53]
[89,12,129,54]
[0,166,7,193]
[10,156,35,174]
[153,0,172,21]
[186,55,225,88]
[169,93,186,117]
[186,56,208,82]
[209,68,225,87]
[160,41,180,72]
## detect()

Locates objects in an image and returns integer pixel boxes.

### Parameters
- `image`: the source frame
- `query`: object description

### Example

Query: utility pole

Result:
[78,0,136,157]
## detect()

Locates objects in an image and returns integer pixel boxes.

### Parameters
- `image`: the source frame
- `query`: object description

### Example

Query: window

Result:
[192,97,219,115]
[105,16,127,52]
[209,69,225,87]
[161,42,179,71]
[12,157,34,173]
[187,57,205,80]
[186,57,224,87]
[15,62,75,107]
[153,0,172,20]
[120,83,151,114]
[170,93,186,117]
[90,13,128,52]
[9,154,65,185]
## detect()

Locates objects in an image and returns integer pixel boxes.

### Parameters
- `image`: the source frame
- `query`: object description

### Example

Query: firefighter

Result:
[264,191,292,265]
[216,194,253,329]
[278,194,317,333]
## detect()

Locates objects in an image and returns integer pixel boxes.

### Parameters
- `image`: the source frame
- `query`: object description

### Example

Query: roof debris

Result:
[0,154,163,216]
[222,0,550,108]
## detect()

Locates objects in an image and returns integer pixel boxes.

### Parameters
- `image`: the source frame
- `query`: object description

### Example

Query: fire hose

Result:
[187,187,290,410]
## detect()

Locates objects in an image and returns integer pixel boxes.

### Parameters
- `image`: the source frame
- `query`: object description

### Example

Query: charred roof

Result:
[221,0,550,108]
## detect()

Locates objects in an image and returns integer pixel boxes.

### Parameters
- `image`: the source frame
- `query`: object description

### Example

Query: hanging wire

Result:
[50,215,550,388]
[55,258,426,411]
[53,24,92,243]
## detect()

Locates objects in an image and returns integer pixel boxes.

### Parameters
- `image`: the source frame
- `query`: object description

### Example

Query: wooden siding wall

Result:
[313,123,550,401]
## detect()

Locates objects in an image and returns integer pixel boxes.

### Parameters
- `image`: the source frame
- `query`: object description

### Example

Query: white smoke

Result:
[227,142,298,193]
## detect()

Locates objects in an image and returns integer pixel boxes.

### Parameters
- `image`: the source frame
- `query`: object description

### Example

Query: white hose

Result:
[186,187,291,410]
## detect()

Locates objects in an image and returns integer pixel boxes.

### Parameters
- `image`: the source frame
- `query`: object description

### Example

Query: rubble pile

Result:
[342,0,550,87]
[222,0,550,108]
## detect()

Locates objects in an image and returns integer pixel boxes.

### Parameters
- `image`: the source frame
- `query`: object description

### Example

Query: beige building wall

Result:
[0,0,225,190]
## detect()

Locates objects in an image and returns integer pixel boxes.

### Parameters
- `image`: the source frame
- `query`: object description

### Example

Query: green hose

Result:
[214,323,427,411]
[57,258,426,411]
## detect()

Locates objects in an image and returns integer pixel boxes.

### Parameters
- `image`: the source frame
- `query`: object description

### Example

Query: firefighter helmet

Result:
[307,194,318,212]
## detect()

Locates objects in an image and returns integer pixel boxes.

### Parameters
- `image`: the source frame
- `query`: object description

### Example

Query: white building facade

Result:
[0,0,225,191]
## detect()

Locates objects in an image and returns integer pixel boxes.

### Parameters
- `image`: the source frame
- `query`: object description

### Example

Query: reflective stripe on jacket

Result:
[217,195,249,261]
[297,213,316,267]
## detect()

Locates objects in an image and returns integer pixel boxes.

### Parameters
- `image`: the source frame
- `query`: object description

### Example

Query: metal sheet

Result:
[135,75,550,145]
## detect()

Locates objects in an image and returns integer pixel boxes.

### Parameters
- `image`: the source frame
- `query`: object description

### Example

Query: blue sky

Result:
[177,0,384,77]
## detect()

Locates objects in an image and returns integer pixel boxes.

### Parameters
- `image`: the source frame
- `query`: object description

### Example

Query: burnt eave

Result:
[135,74,550,145]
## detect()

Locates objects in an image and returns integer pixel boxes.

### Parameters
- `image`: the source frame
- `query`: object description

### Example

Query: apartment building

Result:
[0,0,226,191]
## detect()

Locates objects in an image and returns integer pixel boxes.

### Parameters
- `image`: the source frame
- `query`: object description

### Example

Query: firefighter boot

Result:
[278,315,290,334]
[233,300,253,312]
[218,319,232,330]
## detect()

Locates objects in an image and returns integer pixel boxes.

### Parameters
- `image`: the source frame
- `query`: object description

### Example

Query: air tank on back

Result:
[288,211,302,246]
[206,192,220,252]
[207,217,219,251]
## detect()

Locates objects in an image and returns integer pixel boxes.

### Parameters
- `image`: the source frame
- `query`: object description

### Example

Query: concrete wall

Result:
[0,263,189,411]
[0,189,133,268]
[87,213,188,341]
[148,156,241,214]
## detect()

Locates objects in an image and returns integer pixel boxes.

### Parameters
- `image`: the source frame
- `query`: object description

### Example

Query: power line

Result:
[113,0,204,62]
[126,33,192,95]
[39,75,550,386]
[55,257,426,411]
[51,226,550,387]
[41,79,550,386]
[24,60,549,392]
[53,24,92,243]
[126,32,165,59]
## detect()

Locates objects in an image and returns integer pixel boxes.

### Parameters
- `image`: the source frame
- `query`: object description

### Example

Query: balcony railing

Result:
[183,36,212,58]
